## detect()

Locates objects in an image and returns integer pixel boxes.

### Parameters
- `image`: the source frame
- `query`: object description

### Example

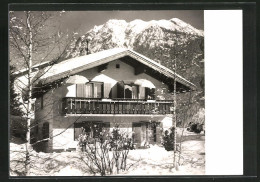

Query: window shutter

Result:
[76,84,86,97]
[132,85,138,99]
[150,88,155,100]
[117,81,124,98]
[85,83,93,98]
[139,86,145,99]
[111,84,117,98]
[93,83,102,98]
[103,83,111,98]
[145,87,150,99]
[74,127,82,141]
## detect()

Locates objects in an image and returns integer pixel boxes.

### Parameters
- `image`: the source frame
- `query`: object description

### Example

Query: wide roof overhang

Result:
[36,48,196,91]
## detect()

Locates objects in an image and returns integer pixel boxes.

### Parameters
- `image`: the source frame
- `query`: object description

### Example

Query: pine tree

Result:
[10,65,24,116]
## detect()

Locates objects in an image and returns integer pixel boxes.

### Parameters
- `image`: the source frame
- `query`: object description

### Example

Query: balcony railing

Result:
[62,97,173,115]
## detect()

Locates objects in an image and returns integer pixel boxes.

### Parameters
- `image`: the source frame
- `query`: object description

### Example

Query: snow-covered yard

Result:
[10,129,205,176]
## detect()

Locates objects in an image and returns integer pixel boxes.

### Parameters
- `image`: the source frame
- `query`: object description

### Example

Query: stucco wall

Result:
[58,59,173,100]
[34,90,54,152]
[51,114,173,151]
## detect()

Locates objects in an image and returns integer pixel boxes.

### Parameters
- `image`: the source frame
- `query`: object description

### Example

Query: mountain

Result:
[64,18,204,125]
[65,18,203,58]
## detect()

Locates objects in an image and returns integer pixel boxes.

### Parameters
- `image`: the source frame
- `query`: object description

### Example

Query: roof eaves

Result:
[38,48,196,91]
[126,49,196,90]
[40,49,128,84]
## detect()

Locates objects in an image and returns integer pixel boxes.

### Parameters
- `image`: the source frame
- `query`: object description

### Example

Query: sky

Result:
[59,10,204,35]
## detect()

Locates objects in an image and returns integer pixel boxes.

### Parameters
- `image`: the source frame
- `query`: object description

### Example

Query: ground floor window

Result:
[132,121,162,145]
[74,121,110,140]
[42,122,49,140]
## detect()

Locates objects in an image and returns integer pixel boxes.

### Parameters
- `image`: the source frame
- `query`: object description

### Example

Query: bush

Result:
[78,126,133,176]
[162,127,175,151]
[10,115,27,141]
[187,122,204,134]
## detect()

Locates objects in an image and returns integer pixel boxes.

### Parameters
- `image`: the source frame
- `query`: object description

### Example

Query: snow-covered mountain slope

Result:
[64,18,203,59]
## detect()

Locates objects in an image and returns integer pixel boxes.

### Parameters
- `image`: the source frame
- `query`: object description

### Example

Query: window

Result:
[139,86,145,99]
[74,122,110,140]
[117,81,156,99]
[145,88,155,100]
[116,64,120,68]
[124,85,133,98]
[117,81,139,99]
[94,83,102,98]
[123,84,138,99]
[132,85,138,99]
[42,122,49,140]
[76,82,103,98]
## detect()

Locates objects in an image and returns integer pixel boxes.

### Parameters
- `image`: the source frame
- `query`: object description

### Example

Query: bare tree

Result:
[9,10,73,175]
[172,46,177,169]
[166,31,204,169]
[173,33,204,167]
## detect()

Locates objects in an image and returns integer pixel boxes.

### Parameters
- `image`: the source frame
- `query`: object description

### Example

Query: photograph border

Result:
[1,1,258,182]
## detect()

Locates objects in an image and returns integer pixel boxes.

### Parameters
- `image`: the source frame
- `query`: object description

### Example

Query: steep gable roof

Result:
[38,48,196,90]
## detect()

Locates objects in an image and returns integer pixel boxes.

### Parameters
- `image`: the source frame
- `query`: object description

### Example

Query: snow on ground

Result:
[121,139,205,175]
[10,129,205,176]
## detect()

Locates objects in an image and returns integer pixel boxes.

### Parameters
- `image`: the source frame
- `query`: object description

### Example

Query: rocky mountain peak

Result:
[64,18,203,59]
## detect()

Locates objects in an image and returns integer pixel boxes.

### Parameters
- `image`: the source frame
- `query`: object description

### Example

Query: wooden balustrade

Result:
[62,97,173,115]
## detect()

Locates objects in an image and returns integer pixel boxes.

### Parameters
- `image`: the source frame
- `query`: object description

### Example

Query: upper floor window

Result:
[117,81,155,100]
[124,84,139,99]
[76,82,103,98]
[145,88,155,100]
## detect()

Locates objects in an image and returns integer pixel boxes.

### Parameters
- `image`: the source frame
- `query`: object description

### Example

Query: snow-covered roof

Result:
[13,60,51,77]
[39,48,196,90]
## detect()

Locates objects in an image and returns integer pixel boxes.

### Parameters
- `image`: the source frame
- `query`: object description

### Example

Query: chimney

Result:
[86,40,89,55]
[86,36,92,55]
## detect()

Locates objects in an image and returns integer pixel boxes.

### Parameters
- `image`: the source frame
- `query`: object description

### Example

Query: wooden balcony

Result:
[62,97,173,115]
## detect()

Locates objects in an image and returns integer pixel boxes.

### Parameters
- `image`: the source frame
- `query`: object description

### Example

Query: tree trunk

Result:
[172,55,177,169]
[25,11,33,176]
